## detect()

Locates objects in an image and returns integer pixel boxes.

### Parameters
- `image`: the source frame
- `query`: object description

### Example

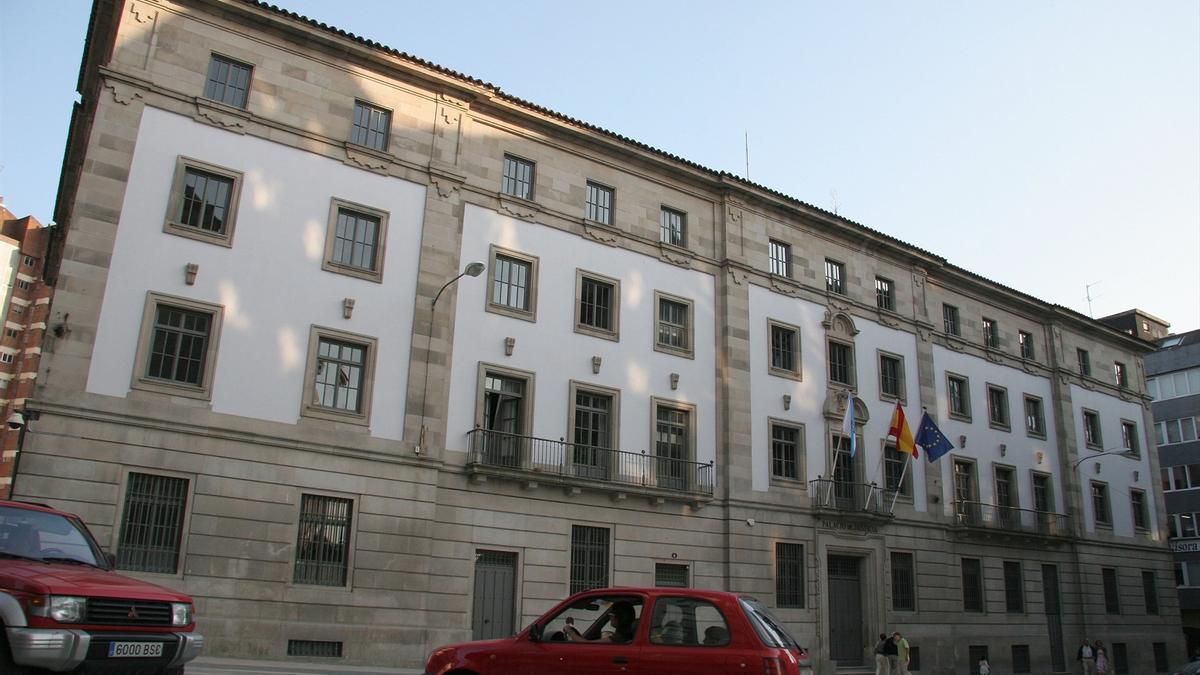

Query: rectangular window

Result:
[16,280,30,291]
[204,54,252,108]
[879,353,904,400]
[875,277,895,311]
[293,494,353,587]
[891,551,915,611]
[1012,645,1031,674]
[585,181,614,225]
[570,525,610,594]
[987,385,1010,429]
[1143,570,1158,614]
[1078,348,1091,376]
[884,445,911,497]
[943,304,960,335]
[1032,473,1052,515]
[1003,561,1024,613]
[824,259,845,294]
[477,365,533,467]
[350,100,390,151]
[1121,420,1139,457]
[116,472,189,574]
[1024,395,1045,437]
[0,353,13,364]
[947,373,971,419]
[163,156,246,248]
[654,292,693,357]
[995,466,1017,510]
[501,155,535,200]
[1112,643,1129,675]
[22,255,35,267]
[1153,643,1168,672]
[660,207,686,247]
[775,542,805,608]
[488,247,539,320]
[1083,409,1102,448]
[144,303,214,388]
[572,386,615,480]
[1102,567,1120,614]
[654,401,693,491]
[1018,330,1035,359]
[1114,361,1127,387]
[1092,481,1112,527]
[961,557,983,612]
[770,422,803,481]
[1131,490,1149,530]
[576,272,620,339]
[769,321,801,378]
[827,340,854,386]
[769,239,791,277]
[307,333,373,420]
[655,563,689,588]
[323,200,388,281]
[954,459,978,515]
[982,317,999,348]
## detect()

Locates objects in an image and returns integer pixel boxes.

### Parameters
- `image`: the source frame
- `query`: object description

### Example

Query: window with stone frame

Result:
[164,157,243,246]
[1018,330,1035,359]
[133,293,224,401]
[570,383,618,481]
[115,472,190,574]
[1121,420,1140,458]
[1143,570,1159,615]
[1003,560,1024,613]
[884,444,911,498]
[824,259,846,295]
[775,542,805,608]
[1024,395,1046,437]
[982,317,999,348]
[769,239,792,277]
[1092,481,1113,527]
[1114,361,1128,388]
[770,421,804,482]
[575,271,620,340]
[943,304,960,336]
[654,292,693,358]
[961,557,983,612]
[322,199,389,282]
[487,246,539,321]
[828,340,854,386]
[1077,348,1092,376]
[1083,409,1103,448]
[293,493,354,587]
[501,155,535,200]
[947,373,971,420]
[203,53,252,108]
[769,320,801,379]
[585,181,614,225]
[987,385,1010,429]
[1102,566,1120,613]
[350,100,391,152]
[1131,489,1149,531]
[891,551,915,611]
[570,525,610,594]
[301,327,377,426]
[660,207,686,247]
[878,352,905,400]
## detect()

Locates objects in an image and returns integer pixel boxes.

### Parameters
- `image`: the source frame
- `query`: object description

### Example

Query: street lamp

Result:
[1070,447,1138,470]
[416,262,485,455]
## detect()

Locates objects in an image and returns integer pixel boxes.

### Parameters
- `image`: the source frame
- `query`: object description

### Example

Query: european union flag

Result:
[916,412,954,462]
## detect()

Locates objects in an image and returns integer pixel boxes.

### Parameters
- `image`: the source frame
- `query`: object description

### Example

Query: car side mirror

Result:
[529,624,543,642]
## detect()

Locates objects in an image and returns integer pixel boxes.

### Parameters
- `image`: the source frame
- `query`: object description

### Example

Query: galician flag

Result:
[887,402,919,459]
[841,395,857,457]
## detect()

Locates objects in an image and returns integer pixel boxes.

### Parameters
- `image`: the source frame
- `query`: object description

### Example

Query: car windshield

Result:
[739,596,804,651]
[0,505,105,567]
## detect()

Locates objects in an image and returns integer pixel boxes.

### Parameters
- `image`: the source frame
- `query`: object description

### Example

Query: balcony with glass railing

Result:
[464,428,715,502]
[952,501,1070,541]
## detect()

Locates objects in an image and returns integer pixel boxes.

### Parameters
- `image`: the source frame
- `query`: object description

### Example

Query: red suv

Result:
[0,499,203,674]
[425,587,812,675]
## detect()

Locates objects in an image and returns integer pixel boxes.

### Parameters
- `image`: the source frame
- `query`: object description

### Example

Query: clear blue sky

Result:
[2,0,1197,331]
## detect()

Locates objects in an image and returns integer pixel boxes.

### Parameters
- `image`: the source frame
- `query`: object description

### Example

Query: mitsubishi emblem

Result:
[128,607,139,620]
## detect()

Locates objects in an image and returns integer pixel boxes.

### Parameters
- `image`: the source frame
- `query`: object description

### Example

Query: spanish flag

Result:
[887,402,919,458]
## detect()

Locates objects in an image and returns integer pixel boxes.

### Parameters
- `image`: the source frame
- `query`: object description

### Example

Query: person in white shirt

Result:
[1077,639,1096,675]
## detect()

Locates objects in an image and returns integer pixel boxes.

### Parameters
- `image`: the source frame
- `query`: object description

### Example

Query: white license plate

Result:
[107,641,163,658]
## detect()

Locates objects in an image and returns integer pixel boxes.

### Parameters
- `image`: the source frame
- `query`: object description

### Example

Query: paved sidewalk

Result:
[187,656,422,675]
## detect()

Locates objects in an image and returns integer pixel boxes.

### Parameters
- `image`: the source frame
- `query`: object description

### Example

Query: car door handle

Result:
[612,656,629,664]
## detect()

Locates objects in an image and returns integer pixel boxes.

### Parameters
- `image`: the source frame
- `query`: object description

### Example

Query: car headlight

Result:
[29,595,87,623]
[171,603,193,626]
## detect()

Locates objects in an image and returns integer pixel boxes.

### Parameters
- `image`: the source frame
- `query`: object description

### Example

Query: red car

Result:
[425,587,812,675]
[0,499,203,674]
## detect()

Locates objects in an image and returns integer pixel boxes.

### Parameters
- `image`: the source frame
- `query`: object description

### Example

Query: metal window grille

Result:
[1078,348,1091,376]
[1131,491,1148,529]
[569,525,609,594]
[880,355,901,397]
[179,167,233,233]
[769,240,790,276]
[875,277,894,310]
[585,182,613,225]
[1019,331,1034,359]
[657,299,689,351]
[148,305,211,385]
[943,305,959,335]
[1143,570,1158,614]
[579,277,613,331]
[1102,567,1120,613]
[771,424,799,479]
[294,494,353,587]
[775,543,804,608]
[287,640,343,658]
[1153,642,1168,673]
[655,563,689,588]
[890,551,915,611]
[116,472,189,574]
[660,207,685,246]
[824,260,844,294]
[501,155,535,199]
[204,54,251,108]
[312,338,365,413]
[492,255,530,311]
[983,318,998,348]
[884,446,909,496]
[988,388,1008,426]
[1003,561,1024,612]
[770,325,796,372]
[1012,645,1031,674]
[828,341,852,385]
[331,208,379,271]
[350,101,390,151]
[962,558,983,611]
[949,377,969,416]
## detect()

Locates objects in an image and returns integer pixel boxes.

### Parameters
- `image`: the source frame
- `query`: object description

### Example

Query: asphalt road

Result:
[187,657,422,675]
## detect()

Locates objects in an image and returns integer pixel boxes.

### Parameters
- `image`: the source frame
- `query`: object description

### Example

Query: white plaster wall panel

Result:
[88,107,427,440]
[1070,383,1156,536]
[932,345,1062,516]
[447,204,717,469]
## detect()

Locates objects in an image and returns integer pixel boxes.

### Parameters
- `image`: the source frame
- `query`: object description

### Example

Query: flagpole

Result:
[889,453,912,513]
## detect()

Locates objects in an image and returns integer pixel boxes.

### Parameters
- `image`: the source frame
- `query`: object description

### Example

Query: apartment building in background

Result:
[13,1,1183,672]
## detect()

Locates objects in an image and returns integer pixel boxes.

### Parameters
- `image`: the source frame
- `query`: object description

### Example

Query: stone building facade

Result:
[15,0,1183,672]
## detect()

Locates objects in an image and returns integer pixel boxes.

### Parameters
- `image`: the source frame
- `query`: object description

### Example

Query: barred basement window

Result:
[1012,645,1031,674]
[1004,561,1024,613]
[1153,642,1168,672]
[287,640,343,658]
[891,551,915,611]
[775,542,805,608]
[961,558,983,612]
[655,563,689,588]
[1112,643,1129,675]
[294,494,354,587]
[1102,567,1120,614]
[116,472,189,574]
[1143,570,1159,614]
[570,525,609,594]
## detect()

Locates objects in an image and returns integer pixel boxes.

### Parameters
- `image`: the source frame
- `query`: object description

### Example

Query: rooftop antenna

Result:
[830,189,840,215]
[744,131,750,181]
[1085,281,1102,318]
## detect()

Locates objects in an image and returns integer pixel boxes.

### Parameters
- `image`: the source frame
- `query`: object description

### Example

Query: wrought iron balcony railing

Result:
[465,428,715,497]
[809,479,896,516]
[954,501,1070,536]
